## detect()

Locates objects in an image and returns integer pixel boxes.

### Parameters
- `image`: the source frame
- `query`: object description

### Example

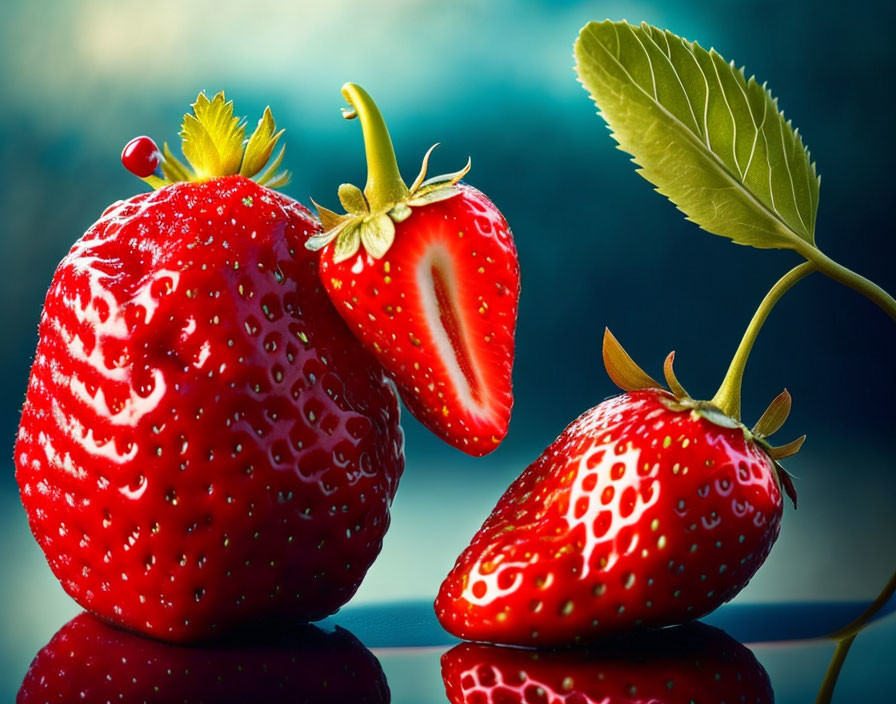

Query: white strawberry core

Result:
[415,243,489,419]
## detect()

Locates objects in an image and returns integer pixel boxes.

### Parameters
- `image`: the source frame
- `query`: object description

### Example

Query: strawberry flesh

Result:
[436,389,784,646]
[319,185,519,456]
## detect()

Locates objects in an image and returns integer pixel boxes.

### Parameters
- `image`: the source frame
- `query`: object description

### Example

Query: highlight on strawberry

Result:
[441,622,773,704]
[14,92,405,642]
[435,330,801,646]
[306,83,520,457]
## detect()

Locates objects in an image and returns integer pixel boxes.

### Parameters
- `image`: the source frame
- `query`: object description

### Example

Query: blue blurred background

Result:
[2,0,895,698]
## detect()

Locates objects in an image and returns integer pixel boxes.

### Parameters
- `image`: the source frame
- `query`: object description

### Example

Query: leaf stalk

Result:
[794,244,896,322]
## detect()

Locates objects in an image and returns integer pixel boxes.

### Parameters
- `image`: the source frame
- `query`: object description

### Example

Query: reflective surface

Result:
[441,623,773,703]
[17,613,389,703]
[12,600,896,703]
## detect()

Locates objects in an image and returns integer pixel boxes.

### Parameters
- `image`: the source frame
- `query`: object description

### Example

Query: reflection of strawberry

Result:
[18,612,390,703]
[15,93,404,642]
[436,330,800,646]
[441,622,773,704]
[307,84,519,456]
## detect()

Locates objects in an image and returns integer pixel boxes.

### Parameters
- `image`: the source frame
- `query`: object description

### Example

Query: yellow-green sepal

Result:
[181,92,245,180]
[130,91,291,190]
[602,328,661,392]
[241,107,284,179]
[306,143,470,260]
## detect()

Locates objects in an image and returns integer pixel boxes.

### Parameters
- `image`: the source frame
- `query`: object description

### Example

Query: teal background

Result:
[1,0,894,700]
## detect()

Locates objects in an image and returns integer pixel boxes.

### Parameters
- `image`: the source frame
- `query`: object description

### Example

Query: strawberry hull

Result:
[436,389,783,646]
[15,176,404,642]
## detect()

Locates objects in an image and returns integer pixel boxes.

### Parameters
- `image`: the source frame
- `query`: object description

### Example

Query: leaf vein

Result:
[778,115,808,234]
[710,53,742,179]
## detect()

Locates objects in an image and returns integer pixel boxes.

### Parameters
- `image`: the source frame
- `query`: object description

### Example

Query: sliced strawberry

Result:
[318,183,517,456]
[308,84,519,456]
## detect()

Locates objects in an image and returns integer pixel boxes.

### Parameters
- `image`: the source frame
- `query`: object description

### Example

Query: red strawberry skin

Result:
[318,184,519,457]
[17,612,390,703]
[15,176,404,642]
[436,389,783,646]
[441,622,773,704]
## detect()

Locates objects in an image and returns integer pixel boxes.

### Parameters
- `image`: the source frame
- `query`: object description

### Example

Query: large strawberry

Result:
[306,83,519,457]
[435,330,800,646]
[14,93,404,642]
[18,612,390,703]
[441,622,773,704]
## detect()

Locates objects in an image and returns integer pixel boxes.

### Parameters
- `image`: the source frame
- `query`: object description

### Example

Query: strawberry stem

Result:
[341,83,409,212]
[712,262,816,419]
[815,634,856,704]
[827,568,896,641]
[815,569,896,702]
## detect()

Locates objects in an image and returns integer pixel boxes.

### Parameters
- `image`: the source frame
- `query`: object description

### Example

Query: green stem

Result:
[827,569,896,641]
[795,244,896,322]
[341,83,409,212]
[711,262,816,419]
[815,634,856,704]
[815,569,896,702]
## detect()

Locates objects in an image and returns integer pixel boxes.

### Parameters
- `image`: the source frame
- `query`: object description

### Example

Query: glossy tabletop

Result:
[8,599,895,702]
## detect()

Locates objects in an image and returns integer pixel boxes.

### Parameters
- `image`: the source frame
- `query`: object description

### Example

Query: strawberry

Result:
[435,330,800,646]
[18,612,390,703]
[14,93,404,642]
[441,622,773,704]
[306,83,519,456]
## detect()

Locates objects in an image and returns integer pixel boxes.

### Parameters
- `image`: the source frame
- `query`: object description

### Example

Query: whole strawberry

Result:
[18,612,390,703]
[306,83,519,457]
[15,93,404,642]
[441,622,773,704]
[435,330,800,646]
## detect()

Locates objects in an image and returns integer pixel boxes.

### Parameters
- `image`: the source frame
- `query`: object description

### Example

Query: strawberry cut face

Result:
[15,176,404,642]
[319,184,519,456]
[435,389,784,646]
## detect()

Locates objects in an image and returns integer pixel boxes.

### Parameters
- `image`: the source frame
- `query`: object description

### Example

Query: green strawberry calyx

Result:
[305,83,471,263]
[130,91,291,190]
[603,328,800,507]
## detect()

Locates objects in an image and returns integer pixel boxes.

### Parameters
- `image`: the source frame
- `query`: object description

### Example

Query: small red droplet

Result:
[121,136,161,178]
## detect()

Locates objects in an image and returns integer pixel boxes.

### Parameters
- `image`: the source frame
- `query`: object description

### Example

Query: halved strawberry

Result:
[307,84,519,456]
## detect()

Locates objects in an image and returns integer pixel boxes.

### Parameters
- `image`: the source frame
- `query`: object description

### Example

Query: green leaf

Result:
[574,21,820,250]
